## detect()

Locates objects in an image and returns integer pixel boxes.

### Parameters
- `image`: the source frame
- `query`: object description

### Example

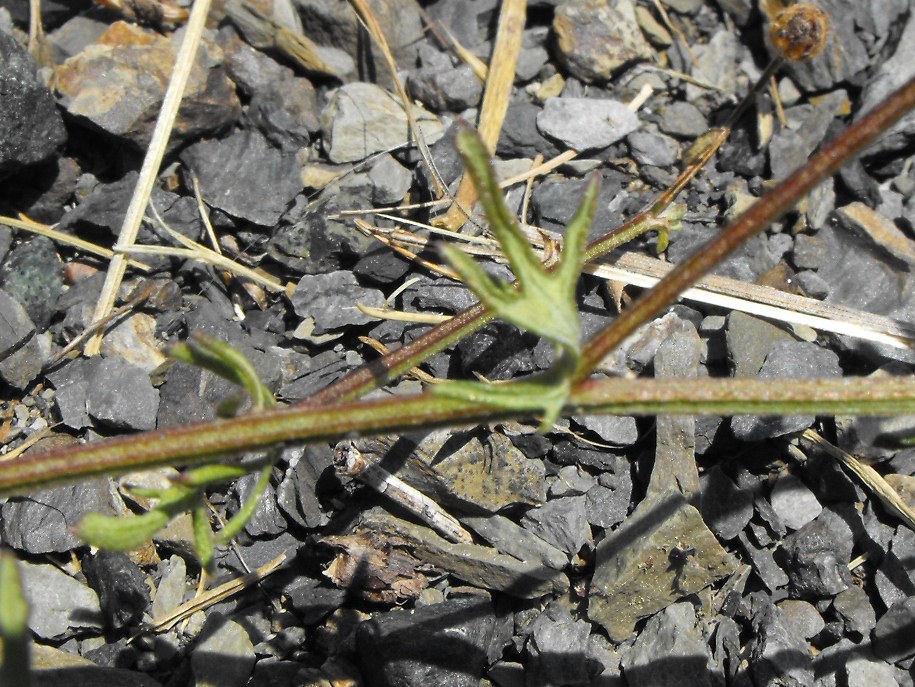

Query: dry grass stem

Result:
[802,429,915,532]
[0,215,151,272]
[85,0,213,356]
[435,0,526,229]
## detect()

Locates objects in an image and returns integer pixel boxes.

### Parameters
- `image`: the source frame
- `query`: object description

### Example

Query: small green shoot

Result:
[75,334,278,568]
[434,128,599,430]
[0,549,30,687]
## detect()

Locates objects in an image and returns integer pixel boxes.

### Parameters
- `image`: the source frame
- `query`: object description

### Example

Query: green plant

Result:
[2,56,915,683]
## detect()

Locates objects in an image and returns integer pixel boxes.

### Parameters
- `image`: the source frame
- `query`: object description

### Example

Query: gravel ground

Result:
[2,0,915,686]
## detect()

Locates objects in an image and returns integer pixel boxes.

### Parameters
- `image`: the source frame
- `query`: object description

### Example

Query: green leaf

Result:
[170,334,275,411]
[192,505,216,571]
[214,462,274,546]
[435,128,601,431]
[0,549,30,687]
[77,509,174,551]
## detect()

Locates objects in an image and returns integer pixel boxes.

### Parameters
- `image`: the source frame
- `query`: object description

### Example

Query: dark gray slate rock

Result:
[777,599,825,641]
[658,101,707,138]
[731,341,841,441]
[699,465,753,541]
[18,559,103,639]
[497,99,562,159]
[290,270,384,335]
[82,550,150,633]
[408,63,483,112]
[725,311,796,378]
[520,495,591,556]
[572,414,639,446]
[0,26,66,180]
[816,222,915,363]
[191,614,256,687]
[628,130,679,167]
[269,191,376,274]
[275,445,332,530]
[231,471,287,538]
[180,129,302,226]
[527,607,602,686]
[537,97,639,151]
[875,525,915,610]
[770,472,822,531]
[621,602,716,687]
[0,478,119,554]
[552,0,652,82]
[769,90,847,180]
[460,513,567,572]
[737,532,790,592]
[281,577,346,627]
[832,585,876,637]
[320,82,442,163]
[0,287,43,389]
[589,493,738,641]
[857,7,915,157]
[874,595,915,664]
[244,76,319,153]
[779,511,853,597]
[0,235,63,330]
[749,598,813,687]
[296,0,423,87]
[355,596,500,687]
[49,355,159,431]
[813,638,895,687]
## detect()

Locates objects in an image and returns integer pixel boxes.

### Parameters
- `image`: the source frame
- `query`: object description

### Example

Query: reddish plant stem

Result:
[3,376,914,498]
[575,74,915,381]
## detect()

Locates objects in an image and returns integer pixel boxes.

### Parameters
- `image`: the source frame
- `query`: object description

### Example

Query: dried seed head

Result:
[770,3,830,61]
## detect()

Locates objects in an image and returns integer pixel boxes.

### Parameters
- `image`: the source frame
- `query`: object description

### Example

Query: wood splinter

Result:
[333,441,474,545]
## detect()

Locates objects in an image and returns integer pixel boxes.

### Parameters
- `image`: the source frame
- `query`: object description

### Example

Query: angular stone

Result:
[49,356,159,431]
[699,465,753,541]
[537,97,639,152]
[52,21,240,151]
[19,560,103,639]
[649,319,701,498]
[589,493,738,641]
[82,550,150,633]
[0,26,66,179]
[770,472,822,531]
[621,602,715,687]
[776,599,825,641]
[296,0,424,88]
[779,512,852,597]
[725,311,796,378]
[191,615,256,687]
[731,341,841,441]
[355,596,499,687]
[520,496,591,556]
[321,82,443,163]
[749,598,813,686]
[873,595,915,664]
[360,511,568,598]
[0,477,120,554]
[0,235,63,330]
[290,270,384,335]
[407,63,483,112]
[356,431,546,514]
[528,608,602,686]
[553,0,652,82]
[180,129,302,226]
[572,414,639,446]
[0,288,43,389]
[460,513,567,571]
